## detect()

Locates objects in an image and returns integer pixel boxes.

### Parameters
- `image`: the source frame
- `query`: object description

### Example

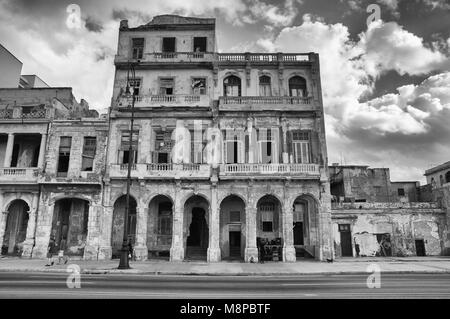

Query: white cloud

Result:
[245,0,299,27]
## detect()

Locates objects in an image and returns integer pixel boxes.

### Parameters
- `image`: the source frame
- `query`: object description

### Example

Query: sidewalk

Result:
[1,256,450,275]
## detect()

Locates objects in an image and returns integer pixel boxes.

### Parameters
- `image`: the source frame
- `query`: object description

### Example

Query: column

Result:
[318,182,334,261]
[170,198,184,261]
[37,133,47,168]
[244,206,258,262]
[134,205,148,261]
[281,121,289,164]
[22,194,39,258]
[207,185,220,262]
[84,204,100,260]
[0,193,5,250]
[32,202,54,258]
[98,205,113,260]
[3,133,14,167]
[282,204,296,262]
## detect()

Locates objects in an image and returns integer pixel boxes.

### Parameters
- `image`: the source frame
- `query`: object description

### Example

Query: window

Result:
[223,130,243,164]
[158,203,172,235]
[128,78,141,96]
[81,137,96,171]
[57,137,72,176]
[190,129,204,164]
[120,130,138,164]
[154,130,173,163]
[162,37,176,52]
[229,211,240,223]
[260,203,274,232]
[223,75,241,97]
[440,175,444,186]
[131,38,144,60]
[291,130,310,164]
[159,78,174,95]
[338,224,350,232]
[293,203,305,223]
[289,76,307,97]
[397,188,405,196]
[192,78,206,95]
[445,171,450,184]
[258,128,273,164]
[259,75,272,96]
[193,37,207,52]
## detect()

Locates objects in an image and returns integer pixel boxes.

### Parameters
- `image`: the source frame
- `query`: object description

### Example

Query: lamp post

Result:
[118,60,139,269]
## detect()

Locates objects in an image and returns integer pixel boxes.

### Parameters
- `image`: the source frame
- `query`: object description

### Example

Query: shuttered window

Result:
[292,130,310,164]
[81,137,96,171]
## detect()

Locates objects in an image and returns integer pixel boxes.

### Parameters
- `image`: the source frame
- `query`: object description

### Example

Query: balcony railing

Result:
[220,96,312,105]
[0,168,39,182]
[110,163,211,179]
[114,52,215,63]
[219,163,320,178]
[117,94,210,108]
[217,53,310,62]
[0,107,50,120]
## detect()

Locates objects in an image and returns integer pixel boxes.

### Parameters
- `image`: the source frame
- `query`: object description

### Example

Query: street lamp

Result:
[118,60,139,269]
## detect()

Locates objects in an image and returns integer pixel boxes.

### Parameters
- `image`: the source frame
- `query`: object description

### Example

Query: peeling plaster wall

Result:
[332,208,445,258]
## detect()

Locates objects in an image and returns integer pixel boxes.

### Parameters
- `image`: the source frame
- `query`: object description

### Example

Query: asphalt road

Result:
[0,272,449,299]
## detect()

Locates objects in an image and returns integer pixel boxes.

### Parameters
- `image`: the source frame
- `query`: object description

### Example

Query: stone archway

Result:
[256,195,282,262]
[111,195,137,259]
[219,195,246,260]
[50,198,90,257]
[184,195,209,260]
[292,195,318,258]
[1,200,29,256]
[147,195,173,260]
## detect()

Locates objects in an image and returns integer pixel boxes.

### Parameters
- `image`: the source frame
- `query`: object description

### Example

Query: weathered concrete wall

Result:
[332,207,445,258]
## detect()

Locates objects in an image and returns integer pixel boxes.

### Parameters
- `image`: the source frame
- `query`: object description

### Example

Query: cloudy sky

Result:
[0,0,449,183]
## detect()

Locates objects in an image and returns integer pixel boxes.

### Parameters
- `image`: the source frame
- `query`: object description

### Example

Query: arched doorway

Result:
[256,195,282,261]
[288,76,307,97]
[1,200,29,256]
[219,195,246,260]
[111,195,137,259]
[148,195,173,260]
[50,198,89,256]
[184,195,209,260]
[292,195,318,258]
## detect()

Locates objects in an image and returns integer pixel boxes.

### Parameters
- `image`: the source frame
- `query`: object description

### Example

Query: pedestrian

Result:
[58,238,69,265]
[46,237,55,266]
[128,240,134,261]
[354,238,360,257]
[259,238,266,263]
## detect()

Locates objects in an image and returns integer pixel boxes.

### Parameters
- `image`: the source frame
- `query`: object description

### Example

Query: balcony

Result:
[218,96,315,111]
[114,52,215,65]
[109,163,211,179]
[219,163,320,179]
[117,94,211,108]
[217,53,310,63]
[0,106,51,121]
[0,168,39,183]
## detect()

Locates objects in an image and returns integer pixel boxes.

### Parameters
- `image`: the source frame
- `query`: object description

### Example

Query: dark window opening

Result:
[445,171,450,184]
[193,37,207,52]
[157,152,168,164]
[162,37,176,52]
[397,188,405,196]
[289,76,307,97]
[82,137,96,171]
[159,78,174,95]
[192,78,206,95]
[262,221,273,232]
[223,75,241,97]
[131,38,144,60]
[57,137,72,176]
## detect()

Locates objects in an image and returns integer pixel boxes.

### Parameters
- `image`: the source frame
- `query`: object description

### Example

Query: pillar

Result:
[244,206,258,262]
[207,185,220,262]
[32,201,54,258]
[22,194,39,258]
[134,205,148,260]
[282,203,296,262]
[0,193,5,250]
[281,121,289,164]
[84,204,101,260]
[170,193,184,261]
[318,182,334,261]
[37,133,47,168]
[3,133,14,167]
[98,205,113,260]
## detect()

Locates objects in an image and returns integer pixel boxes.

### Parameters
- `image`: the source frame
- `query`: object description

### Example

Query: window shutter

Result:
[310,130,319,164]
[272,127,279,164]
[239,130,245,163]
[286,130,292,163]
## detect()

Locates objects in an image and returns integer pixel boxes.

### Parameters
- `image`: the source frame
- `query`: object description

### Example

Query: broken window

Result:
[193,37,207,52]
[159,78,174,95]
[162,37,176,52]
[81,137,96,171]
[289,76,307,97]
[131,38,144,60]
[223,75,241,97]
[119,130,138,164]
[397,188,405,196]
[154,130,173,163]
[291,130,310,164]
[192,78,206,95]
[57,137,72,176]
[259,75,272,97]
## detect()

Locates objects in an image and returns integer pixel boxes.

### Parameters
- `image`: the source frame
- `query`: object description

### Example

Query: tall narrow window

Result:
[120,130,138,164]
[192,78,206,95]
[223,130,242,164]
[258,128,272,164]
[159,78,174,95]
[57,137,72,176]
[193,37,207,52]
[289,76,307,97]
[223,75,241,97]
[190,129,204,164]
[291,131,310,164]
[131,38,144,59]
[154,130,173,164]
[162,37,176,52]
[81,137,96,171]
[259,75,272,96]
[128,78,141,96]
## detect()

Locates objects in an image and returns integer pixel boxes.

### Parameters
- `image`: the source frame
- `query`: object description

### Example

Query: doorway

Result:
[229,231,241,257]
[293,222,304,245]
[339,224,352,257]
[186,207,208,259]
[415,239,426,256]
